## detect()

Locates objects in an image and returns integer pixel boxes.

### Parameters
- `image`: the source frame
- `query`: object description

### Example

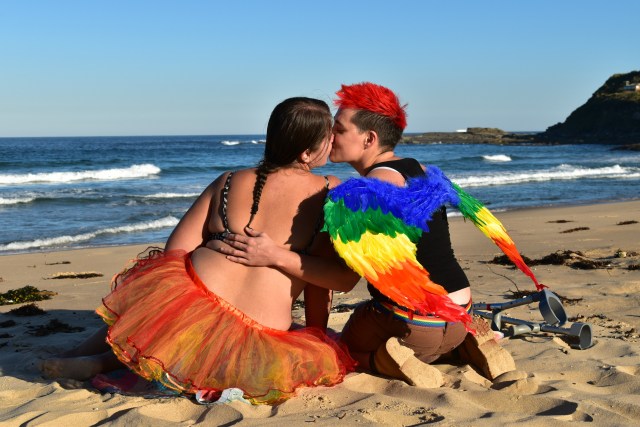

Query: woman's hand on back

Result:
[215,226,286,267]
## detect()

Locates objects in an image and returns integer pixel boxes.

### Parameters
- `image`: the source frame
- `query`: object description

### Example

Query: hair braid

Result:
[246,160,273,228]
[243,96,331,228]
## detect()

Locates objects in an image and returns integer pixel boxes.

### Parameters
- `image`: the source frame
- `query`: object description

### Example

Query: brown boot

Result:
[372,337,443,388]
[457,315,516,380]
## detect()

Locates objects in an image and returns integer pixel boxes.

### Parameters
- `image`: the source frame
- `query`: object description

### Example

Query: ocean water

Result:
[1,135,639,254]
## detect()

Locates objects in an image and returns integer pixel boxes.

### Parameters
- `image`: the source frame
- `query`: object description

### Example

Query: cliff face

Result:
[539,71,640,144]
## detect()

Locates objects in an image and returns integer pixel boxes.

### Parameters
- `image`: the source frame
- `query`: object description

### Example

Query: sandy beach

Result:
[1,201,639,426]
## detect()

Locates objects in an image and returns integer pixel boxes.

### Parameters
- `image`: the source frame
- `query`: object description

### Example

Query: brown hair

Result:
[247,97,332,227]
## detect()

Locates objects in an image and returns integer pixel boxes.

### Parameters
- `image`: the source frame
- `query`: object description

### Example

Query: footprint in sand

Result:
[614,365,640,376]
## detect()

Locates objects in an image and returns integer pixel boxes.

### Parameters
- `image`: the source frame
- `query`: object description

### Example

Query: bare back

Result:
[190,168,330,330]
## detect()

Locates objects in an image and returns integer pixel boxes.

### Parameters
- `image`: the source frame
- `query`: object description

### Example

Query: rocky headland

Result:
[404,70,640,148]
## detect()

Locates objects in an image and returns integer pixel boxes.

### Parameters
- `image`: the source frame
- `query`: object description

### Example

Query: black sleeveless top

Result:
[365,159,470,305]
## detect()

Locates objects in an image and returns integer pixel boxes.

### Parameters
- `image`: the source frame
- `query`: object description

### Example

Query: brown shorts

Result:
[340,300,468,364]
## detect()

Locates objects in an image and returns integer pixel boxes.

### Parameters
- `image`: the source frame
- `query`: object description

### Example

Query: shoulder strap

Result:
[220,172,234,233]
[367,158,424,180]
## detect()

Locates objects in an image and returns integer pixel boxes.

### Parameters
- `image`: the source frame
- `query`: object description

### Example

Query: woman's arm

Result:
[218,227,360,292]
[165,174,224,252]
[303,284,332,330]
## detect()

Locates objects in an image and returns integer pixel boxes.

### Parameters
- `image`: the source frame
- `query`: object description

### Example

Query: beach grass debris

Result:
[560,227,590,233]
[616,220,638,225]
[491,250,609,269]
[547,219,574,223]
[27,319,84,336]
[506,289,583,305]
[9,303,46,316]
[0,285,57,305]
[45,260,71,265]
[489,253,534,266]
[48,271,104,279]
[294,299,359,313]
[614,249,627,258]
[331,303,360,313]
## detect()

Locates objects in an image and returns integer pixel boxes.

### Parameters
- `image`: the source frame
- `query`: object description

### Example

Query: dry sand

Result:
[0,201,639,426]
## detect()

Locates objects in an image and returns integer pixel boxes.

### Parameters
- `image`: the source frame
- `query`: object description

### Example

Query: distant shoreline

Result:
[402,129,640,149]
[402,128,538,145]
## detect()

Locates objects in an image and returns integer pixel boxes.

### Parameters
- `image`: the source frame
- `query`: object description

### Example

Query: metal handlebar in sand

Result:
[472,289,594,350]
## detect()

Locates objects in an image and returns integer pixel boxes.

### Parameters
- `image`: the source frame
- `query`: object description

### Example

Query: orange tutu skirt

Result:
[96,249,355,404]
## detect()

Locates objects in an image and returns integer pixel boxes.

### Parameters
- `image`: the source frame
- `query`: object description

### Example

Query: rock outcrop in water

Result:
[402,128,536,145]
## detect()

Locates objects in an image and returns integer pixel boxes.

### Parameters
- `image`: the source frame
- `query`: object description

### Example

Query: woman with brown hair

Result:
[41,97,359,404]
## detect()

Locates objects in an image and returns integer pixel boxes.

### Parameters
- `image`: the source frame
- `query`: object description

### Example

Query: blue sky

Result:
[1,0,638,137]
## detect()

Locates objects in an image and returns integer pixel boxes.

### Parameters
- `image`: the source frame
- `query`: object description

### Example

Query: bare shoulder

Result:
[197,171,230,199]
[366,168,405,186]
[226,168,256,182]
[325,174,342,189]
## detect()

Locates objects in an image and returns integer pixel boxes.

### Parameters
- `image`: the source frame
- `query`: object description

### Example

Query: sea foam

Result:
[0,196,36,205]
[482,154,512,162]
[453,164,637,187]
[0,164,161,185]
[0,216,179,252]
[141,192,201,199]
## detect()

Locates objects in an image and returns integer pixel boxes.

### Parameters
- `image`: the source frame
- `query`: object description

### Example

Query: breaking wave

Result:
[0,164,160,185]
[0,196,36,205]
[453,164,639,187]
[0,216,179,252]
[482,154,512,162]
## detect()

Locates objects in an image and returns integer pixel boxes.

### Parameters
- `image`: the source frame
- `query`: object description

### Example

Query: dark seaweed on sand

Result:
[49,271,103,279]
[490,250,608,269]
[293,299,360,313]
[331,303,360,313]
[27,319,84,336]
[617,220,638,225]
[505,289,583,305]
[560,227,590,233]
[8,303,46,316]
[0,286,56,306]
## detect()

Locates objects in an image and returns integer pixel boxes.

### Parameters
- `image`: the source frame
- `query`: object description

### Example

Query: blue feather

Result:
[326,166,460,232]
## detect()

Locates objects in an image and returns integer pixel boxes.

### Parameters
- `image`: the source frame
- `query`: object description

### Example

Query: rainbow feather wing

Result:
[450,182,544,290]
[323,178,472,323]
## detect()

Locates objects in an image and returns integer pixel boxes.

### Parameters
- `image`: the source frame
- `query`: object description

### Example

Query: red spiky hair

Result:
[334,82,407,130]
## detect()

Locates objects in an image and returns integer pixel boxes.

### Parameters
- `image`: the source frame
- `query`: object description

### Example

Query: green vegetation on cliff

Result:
[542,71,640,143]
